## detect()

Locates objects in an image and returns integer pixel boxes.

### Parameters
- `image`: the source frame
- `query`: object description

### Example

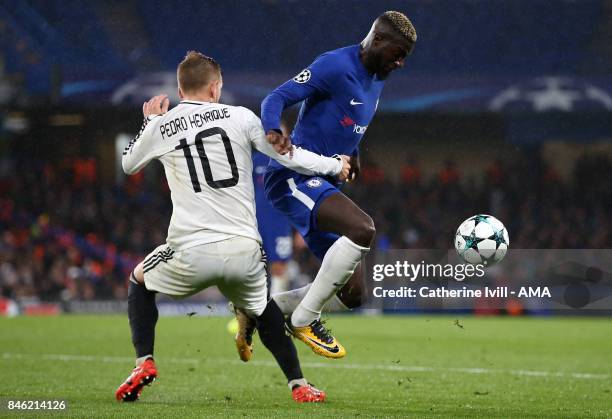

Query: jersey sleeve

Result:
[244,109,342,177]
[122,115,164,175]
[260,53,341,133]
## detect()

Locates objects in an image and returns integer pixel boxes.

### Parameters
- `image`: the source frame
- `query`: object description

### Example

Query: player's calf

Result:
[116,267,160,402]
[256,300,306,381]
[127,270,158,360]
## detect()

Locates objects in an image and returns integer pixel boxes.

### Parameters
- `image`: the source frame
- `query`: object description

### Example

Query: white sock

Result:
[269,273,289,296]
[273,284,350,315]
[136,354,153,366]
[273,284,311,315]
[291,236,368,327]
[288,378,308,390]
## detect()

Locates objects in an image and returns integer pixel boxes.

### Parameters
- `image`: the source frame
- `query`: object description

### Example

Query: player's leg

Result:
[116,259,160,401]
[116,244,199,402]
[128,264,159,364]
[286,229,368,358]
[256,299,326,403]
[219,237,325,402]
[231,262,291,362]
[290,192,372,328]
[273,263,363,315]
[318,194,373,313]
[316,191,376,247]
[234,208,292,347]
[264,176,371,357]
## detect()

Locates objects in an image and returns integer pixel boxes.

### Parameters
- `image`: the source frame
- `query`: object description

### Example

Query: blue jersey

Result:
[261,44,385,164]
[259,45,386,260]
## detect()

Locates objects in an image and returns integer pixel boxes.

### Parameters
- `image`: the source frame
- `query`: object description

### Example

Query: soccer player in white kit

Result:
[115,51,350,403]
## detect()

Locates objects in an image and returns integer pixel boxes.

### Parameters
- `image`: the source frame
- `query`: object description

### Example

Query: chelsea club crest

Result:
[306,178,322,188]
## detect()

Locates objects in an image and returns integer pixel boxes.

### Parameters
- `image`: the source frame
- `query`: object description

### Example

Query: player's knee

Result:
[131,262,145,284]
[349,216,376,248]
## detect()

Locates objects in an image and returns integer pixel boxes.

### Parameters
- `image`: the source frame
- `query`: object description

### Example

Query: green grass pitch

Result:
[1,315,611,418]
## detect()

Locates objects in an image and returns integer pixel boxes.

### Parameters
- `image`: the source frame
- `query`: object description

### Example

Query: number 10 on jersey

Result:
[175,127,239,191]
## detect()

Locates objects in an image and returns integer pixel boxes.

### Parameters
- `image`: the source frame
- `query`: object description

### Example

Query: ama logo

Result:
[339,115,368,134]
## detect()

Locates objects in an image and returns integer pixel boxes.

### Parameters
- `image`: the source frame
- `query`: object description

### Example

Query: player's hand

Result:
[347,153,361,182]
[337,155,352,182]
[266,130,293,156]
[143,94,170,117]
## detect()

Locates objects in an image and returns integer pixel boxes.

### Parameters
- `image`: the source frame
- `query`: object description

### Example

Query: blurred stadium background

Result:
[1,0,611,316]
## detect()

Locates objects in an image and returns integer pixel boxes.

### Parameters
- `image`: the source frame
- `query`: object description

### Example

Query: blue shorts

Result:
[255,193,293,263]
[264,169,340,260]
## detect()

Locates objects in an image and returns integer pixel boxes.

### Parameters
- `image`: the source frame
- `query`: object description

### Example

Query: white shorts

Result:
[142,236,268,317]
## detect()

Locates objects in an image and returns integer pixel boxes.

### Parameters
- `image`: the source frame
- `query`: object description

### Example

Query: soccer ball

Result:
[455,214,509,265]
[227,318,239,335]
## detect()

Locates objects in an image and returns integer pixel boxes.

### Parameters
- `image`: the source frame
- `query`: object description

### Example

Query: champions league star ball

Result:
[455,214,509,265]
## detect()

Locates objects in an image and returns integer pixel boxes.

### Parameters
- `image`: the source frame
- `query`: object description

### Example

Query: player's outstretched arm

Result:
[246,108,349,178]
[122,95,169,174]
[255,136,349,178]
[265,129,293,155]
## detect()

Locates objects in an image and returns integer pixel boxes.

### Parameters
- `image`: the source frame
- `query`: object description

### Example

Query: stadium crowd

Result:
[0,152,610,301]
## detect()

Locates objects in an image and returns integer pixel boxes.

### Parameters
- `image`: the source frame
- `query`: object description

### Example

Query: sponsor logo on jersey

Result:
[350,98,363,105]
[306,178,322,188]
[293,69,311,84]
[340,115,355,127]
[353,124,368,134]
[340,115,367,134]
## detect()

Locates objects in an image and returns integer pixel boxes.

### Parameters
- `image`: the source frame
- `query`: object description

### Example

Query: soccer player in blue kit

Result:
[260,11,417,358]
[253,149,293,294]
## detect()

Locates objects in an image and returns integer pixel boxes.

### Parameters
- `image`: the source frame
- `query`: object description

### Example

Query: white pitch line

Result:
[244,360,611,380]
[1,352,198,365]
[1,352,609,380]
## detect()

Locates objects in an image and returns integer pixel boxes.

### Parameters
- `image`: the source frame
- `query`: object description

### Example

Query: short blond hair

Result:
[381,11,417,43]
[177,51,221,94]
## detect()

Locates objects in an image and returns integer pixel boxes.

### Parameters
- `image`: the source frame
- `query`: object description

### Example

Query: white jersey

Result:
[122,100,342,251]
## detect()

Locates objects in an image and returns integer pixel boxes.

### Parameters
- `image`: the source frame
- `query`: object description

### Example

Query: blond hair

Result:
[177,51,221,94]
[381,11,417,43]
